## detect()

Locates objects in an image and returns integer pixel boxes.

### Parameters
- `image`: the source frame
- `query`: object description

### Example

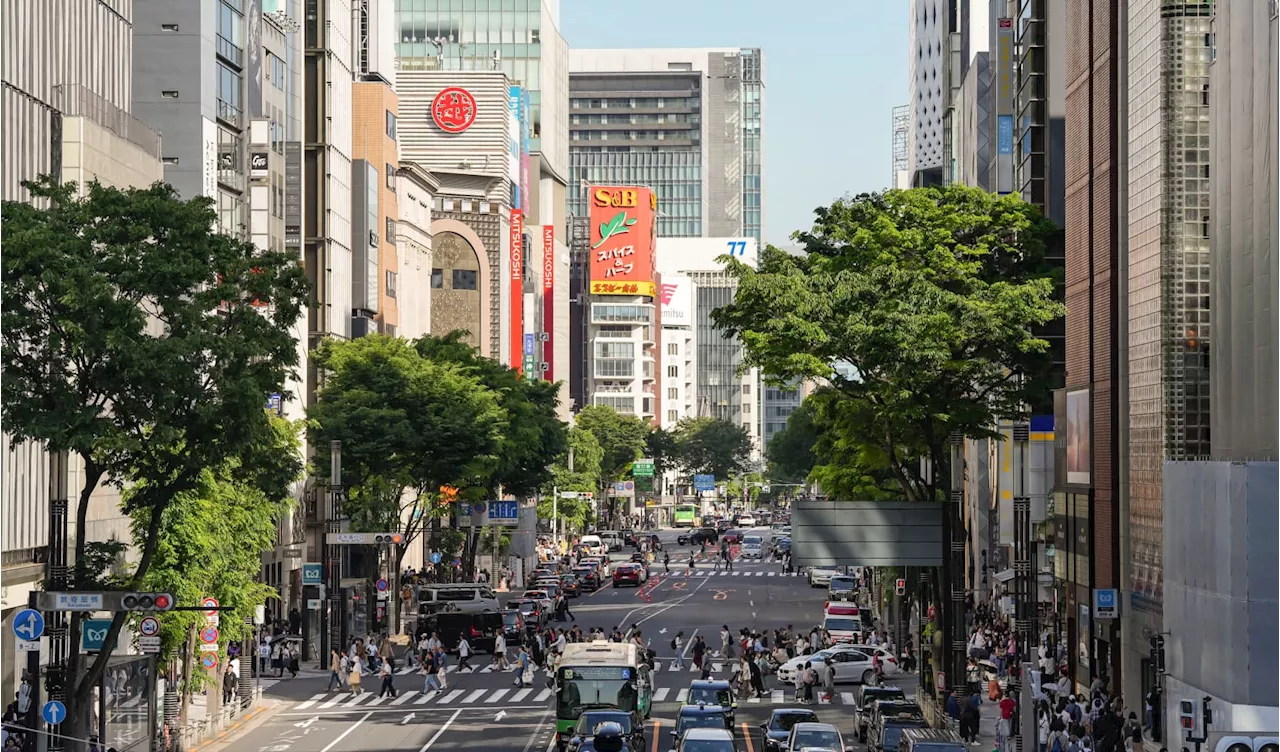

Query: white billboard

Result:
[655,237,759,274]
[659,274,694,328]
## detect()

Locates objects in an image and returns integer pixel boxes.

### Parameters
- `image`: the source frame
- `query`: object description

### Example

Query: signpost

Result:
[139,616,161,653]
[376,578,389,593]
[200,625,219,652]
[41,700,66,727]
[302,562,323,585]
[430,552,442,565]
[487,499,519,525]
[81,619,113,653]
[632,460,654,477]
[202,596,220,627]
[201,653,219,671]
[1094,588,1119,619]
[13,608,44,653]
[694,474,716,492]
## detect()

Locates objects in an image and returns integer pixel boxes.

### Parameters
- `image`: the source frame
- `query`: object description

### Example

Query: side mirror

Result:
[731,702,738,709]
[759,723,769,732]
[670,730,678,739]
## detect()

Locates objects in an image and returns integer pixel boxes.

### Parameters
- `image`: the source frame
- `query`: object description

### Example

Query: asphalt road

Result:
[233,530,914,752]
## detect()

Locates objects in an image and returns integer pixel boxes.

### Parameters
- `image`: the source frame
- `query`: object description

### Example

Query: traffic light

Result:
[895,578,907,596]
[122,593,175,612]
[373,533,404,545]
[1179,699,1201,736]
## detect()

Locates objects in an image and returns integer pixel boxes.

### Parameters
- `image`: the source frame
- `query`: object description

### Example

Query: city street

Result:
[226,530,922,752]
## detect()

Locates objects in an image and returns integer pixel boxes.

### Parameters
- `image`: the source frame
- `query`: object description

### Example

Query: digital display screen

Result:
[562,666,631,681]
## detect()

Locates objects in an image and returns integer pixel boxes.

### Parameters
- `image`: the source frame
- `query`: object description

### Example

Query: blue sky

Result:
[558,0,908,248]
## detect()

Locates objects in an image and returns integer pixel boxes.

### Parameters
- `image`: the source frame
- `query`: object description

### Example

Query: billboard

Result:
[510,209,524,373]
[589,186,657,297]
[1064,389,1090,485]
[654,237,758,274]
[542,225,555,381]
[659,274,694,327]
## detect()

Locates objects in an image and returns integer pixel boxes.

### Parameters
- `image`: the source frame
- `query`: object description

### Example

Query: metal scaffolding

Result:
[892,104,910,187]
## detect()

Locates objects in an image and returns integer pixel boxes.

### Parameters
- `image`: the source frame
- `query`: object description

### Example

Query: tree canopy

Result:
[671,417,754,481]
[713,185,1063,502]
[539,426,604,534]
[0,176,310,734]
[764,399,819,484]
[574,405,650,489]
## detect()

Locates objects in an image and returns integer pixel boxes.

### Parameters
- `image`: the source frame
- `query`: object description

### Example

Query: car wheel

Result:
[861,669,875,685]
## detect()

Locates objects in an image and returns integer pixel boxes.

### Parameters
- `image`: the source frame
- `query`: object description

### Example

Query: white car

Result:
[522,589,554,612]
[676,728,736,752]
[737,515,756,527]
[807,566,839,587]
[786,723,849,752]
[775,644,900,686]
[740,534,765,559]
[578,535,606,557]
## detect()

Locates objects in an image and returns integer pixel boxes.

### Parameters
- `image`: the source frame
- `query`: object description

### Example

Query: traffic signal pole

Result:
[321,441,343,663]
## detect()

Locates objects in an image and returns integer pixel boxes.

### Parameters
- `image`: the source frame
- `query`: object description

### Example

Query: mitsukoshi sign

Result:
[589,186,657,298]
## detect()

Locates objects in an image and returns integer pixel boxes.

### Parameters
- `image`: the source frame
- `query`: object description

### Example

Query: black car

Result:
[854,686,907,741]
[668,705,732,751]
[686,680,737,726]
[868,704,926,752]
[621,530,638,547]
[677,527,719,546]
[573,567,601,591]
[759,708,821,752]
[773,537,792,557]
[517,599,547,632]
[501,609,527,643]
[559,574,580,597]
[566,709,644,752]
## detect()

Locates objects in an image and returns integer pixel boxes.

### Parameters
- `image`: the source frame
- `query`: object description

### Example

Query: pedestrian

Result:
[515,646,533,688]
[421,651,442,693]
[348,656,363,695]
[723,546,733,572]
[664,552,671,574]
[749,655,765,698]
[672,631,685,669]
[378,656,397,698]
[961,692,981,744]
[720,626,734,661]
[563,596,576,622]
[288,644,300,678]
[802,662,816,704]
[687,556,696,577]
[258,639,270,676]
[792,661,806,702]
[457,636,473,672]
[328,649,344,692]
[692,635,706,670]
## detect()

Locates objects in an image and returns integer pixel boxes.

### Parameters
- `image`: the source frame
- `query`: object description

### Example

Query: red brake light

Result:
[471,627,481,637]
[887,657,897,663]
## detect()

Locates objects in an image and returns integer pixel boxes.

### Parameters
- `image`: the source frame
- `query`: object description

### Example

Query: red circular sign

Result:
[432,87,478,133]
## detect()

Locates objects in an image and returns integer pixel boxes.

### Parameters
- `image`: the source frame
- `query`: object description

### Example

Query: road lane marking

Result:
[747,696,760,703]
[463,689,487,703]
[771,690,785,703]
[365,695,389,706]
[391,691,418,705]
[319,710,373,752]
[675,689,689,702]
[320,694,347,709]
[535,688,553,701]
[296,693,326,709]
[841,692,857,704]
[343,693,369,707]
[653,687,670,702]
[756,571,764,577]
[437,689,465,704]
[418,707,464,752]
[650,722,662,752]
[415,691,440,704]
[486,689,510,703]
[740,722,756,752]
[510,688,533,702]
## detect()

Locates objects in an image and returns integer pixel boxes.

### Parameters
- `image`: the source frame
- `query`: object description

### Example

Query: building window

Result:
[386,270,398,298]
[431,269,444,288]
[667,387,678,400]
[594,360,635,378]
[742,403,751,414]
[595,341,635,359]
[742,383,751,394]
[667,343,678,356]
[385,217,396,244]
[452,269,477,291]
[386,111,397,140]
[594,395,635,414]
[667,365,678,378]
[667,410,679,423]
[386,163,396,189]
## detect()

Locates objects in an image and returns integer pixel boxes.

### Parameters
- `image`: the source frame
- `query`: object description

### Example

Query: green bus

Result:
[672,504,697,528]
[552,641,652,749]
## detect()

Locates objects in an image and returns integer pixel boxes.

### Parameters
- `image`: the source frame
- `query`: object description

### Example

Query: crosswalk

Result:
[292,686,866,710]
[648,569,803,578]
[294,687,555,710]
[390,663,548,677]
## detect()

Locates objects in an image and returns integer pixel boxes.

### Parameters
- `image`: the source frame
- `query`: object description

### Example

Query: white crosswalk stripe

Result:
[485,689,510,703]
[319,695,346,709]
[675,689,689,703]
[510,688,533,702]
[463,689,487,703]
[295,693,326,710]
[771,690,785,703]
[841,692,857,705]
[415,691,441,705]
[653,687,671,702]
[343,693,368,707]
[437,689,465,705]
[390,691,418,705]
[534,688,553,702]
[364,695,389,706]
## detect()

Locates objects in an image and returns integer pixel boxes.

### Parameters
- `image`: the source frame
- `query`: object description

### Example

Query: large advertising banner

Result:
[589,186,657,297]
[510,209,524,373]
[542,225,555,381]
[658,273,694,327]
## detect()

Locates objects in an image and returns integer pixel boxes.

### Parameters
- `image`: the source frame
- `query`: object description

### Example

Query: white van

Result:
[579,535,606,557]
[418,584,500,614]
[598,530,623,552]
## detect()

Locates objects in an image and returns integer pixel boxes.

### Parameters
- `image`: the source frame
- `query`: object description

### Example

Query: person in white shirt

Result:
[493,633,509,670]
[457,637,473,672]
[554,632,567,654]
[378,657,397,698]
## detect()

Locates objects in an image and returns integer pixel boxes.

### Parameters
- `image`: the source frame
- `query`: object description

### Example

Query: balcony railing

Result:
[53,83,161,158]
[216,34,243,67]
[217,97,242,126]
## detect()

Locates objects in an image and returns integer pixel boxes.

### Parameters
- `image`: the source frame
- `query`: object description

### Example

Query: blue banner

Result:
[488,499,519,523]
[523,333,535,356]
[998,116,1014,155]
[693,474,716,492]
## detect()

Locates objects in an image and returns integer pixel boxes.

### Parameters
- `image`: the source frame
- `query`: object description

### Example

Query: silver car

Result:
[807,567,839,587]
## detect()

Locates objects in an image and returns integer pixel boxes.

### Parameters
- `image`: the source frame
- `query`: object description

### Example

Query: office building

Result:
[567,47,764,244]
[655,237,762,459]
[909,0,947,185]
[1150,4,1278,744]
[659,274,698,429]
[1119,0,1215,705]
[395,161,440,339]
[892,104,911,188]
[952,52,990,190]
[1,0,164,702]
[1056,0,1128,695]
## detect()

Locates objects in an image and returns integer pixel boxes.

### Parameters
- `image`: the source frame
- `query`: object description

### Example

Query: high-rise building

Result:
[909,0,948,186]
[1119,0,1215,702]
[1059,0,1128,697]
[659,274,698,429]
[567,48,765,243]
[1,0,164,704]
[892,103,911,188]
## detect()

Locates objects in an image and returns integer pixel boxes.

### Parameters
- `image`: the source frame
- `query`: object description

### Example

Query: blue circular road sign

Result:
[472,501,487,515]
[12,609,44,642]
[376,578,389,592]
[41,700,66,726]
[430,552,442,564]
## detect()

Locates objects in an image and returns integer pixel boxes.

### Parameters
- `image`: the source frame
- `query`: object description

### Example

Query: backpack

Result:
[1051,735,1065,752]
[671,639,678,650]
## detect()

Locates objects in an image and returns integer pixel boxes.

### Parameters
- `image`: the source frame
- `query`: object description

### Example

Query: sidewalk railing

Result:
[162,684,264,752]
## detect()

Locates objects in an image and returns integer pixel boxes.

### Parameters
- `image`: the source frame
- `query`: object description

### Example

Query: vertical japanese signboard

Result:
[588,186,657,297]
[510,209,524,373]
[542,225,555,381]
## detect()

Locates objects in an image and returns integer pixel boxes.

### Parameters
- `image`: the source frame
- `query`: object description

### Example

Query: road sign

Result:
[139,636,161,653]
[51,593,103,611]
[139,617,160,637]
[13,609,45,642]
[42,700,66,726]
[376,578,389,593]
[301,562,323,585]
[693,474,716,492]
[200,642,219,652]
[201,653,218,670]
[487,499,519,525]
[200,626,219,644]
[430,552,442,565]
[306,598,321,610]
[201,597,219,616]
[559,491,579,499]
[632,461,654,477]
[325,532,404,545]
[1094,588,1119,619]
[81,619,113,652]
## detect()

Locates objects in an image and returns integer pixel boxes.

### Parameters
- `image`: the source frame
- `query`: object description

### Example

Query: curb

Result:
[188,698,284,752]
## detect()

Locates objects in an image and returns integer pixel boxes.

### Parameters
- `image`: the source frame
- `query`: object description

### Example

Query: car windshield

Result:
[830,576,856,589]
[680,740,735,752]
[744,537,762,545]
[688,687,732,706]
[503,613,520,625]
[678,714,726,735]
[862,690,906,708]
[574,569,593,578]
[770,711,819,731]
[518,602,536,614]
[825,618,859,632]
[792,729,841,749]
[575,711,633,735]
[882,724,927,751]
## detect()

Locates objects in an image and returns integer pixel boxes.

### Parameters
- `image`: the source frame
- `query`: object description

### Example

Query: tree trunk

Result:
[180,628,195,726]
[391,546,405,636]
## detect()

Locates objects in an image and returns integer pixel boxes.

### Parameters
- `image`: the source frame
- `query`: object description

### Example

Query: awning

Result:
[994,568,1016,583]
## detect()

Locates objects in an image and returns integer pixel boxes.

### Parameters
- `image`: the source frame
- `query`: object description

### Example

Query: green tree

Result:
[308,335,505,627]
[671,417,754,482]
[765,399,819,484]
[132,417,301,724]
[415,331,568,570]
[1,176,309,738]
[574,405,649,522]
[804,387,902,500]
[540,426,604,535]
[645,427,678,497]
[713,185,1062,504]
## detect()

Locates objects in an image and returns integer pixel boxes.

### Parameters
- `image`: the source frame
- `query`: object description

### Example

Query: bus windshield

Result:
[556,666,638,717]
[673,505,697,526]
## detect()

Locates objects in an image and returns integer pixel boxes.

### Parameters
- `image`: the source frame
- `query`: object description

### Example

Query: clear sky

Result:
[558,0,908,248]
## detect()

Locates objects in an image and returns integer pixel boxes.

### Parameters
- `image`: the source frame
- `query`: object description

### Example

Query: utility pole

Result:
[945,431,967,700]
[321,441,343,662]
[31,450,71,752]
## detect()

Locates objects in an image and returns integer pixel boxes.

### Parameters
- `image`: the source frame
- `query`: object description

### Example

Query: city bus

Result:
[672,503,698,528]
[552,641,652,748]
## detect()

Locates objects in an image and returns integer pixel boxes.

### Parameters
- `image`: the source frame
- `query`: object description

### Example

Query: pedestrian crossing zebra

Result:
[294,687,556,710]
[393,663,545,677]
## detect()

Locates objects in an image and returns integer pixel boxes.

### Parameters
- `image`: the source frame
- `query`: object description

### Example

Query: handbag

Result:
[521,667,535,684]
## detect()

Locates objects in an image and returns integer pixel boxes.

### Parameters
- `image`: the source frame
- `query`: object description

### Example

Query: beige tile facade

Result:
[353,82,401,333]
